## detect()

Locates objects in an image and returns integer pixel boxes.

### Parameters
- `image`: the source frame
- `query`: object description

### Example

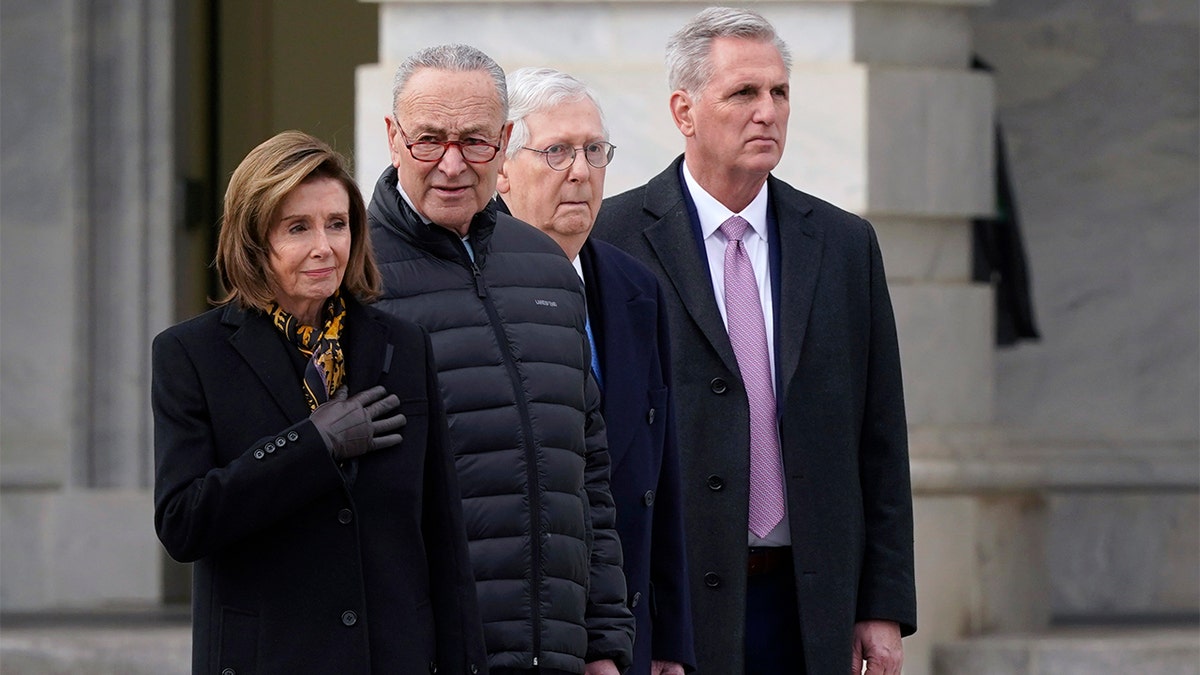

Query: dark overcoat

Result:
[579,239,696,674]
[593,157,917,675]
[152,297,486,674]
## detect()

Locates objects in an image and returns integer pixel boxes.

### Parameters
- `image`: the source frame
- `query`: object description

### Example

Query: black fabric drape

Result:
[972,56,1041,346]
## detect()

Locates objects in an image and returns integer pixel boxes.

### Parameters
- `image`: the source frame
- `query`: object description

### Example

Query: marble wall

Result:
[971,0,1200,622]
[0,0,171,610]
[972,0,1198,445]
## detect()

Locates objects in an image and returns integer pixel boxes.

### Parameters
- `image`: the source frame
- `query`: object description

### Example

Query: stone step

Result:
[933,626,1200,675]
[0,610,189,675]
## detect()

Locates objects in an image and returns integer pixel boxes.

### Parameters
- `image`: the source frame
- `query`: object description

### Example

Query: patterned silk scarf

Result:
[269,292,347,411]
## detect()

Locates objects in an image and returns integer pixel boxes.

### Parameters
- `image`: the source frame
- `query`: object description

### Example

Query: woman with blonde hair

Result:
[153,130,486,674]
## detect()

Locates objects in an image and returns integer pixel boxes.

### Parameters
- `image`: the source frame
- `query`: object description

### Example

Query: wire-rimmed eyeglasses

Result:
[398,125,502,164]
[521,142,616,171]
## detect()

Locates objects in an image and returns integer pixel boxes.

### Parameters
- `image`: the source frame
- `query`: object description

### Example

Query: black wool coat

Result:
[593,157,917,675]
[153,296,487,674]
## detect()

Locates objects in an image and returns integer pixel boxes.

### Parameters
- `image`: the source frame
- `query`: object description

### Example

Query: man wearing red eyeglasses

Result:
[367,43,634,675]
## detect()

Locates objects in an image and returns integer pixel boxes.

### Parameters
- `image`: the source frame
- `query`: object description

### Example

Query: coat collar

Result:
[221,296,389,420]
[367,164,497,266]
[766,174,824,403]
[639,156,826,402]
[640,157,740,376]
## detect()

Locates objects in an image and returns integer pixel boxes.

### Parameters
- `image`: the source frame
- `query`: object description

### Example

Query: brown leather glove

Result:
[309,385,406,460]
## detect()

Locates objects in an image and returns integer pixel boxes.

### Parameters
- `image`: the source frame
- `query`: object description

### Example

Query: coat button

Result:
[643,490,655,506]
[274,436,286,447]
[706,474,725,491]
[253,449,265,460]
[647,407,656,424]
[428,662,438,673]
[221,669,236,675]
[341,610,357,626]
[631,591,642,607]
[287,431,299,441]
[469,665,479,674]
[337,508,353,524]
[704,572,721,588]
[710,377,728,394]
[263,442,275,454]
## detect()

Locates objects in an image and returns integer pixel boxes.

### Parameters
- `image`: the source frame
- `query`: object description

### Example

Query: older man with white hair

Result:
[498,67,696,675]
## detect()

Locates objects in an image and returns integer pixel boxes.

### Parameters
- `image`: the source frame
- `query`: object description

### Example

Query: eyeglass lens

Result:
[544,143,614,170]
[410,141,498,163]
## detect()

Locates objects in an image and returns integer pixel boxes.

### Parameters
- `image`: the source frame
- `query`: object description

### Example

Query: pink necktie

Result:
[720,215,786,538]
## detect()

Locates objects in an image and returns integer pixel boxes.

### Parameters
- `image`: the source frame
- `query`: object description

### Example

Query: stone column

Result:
[0,0,173,610]
[355,2,1008,672]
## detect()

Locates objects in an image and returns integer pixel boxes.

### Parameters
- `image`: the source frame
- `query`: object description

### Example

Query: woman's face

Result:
[266,176,351,326]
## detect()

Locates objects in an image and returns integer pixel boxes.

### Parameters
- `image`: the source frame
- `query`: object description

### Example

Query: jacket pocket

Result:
[218,606,258,674]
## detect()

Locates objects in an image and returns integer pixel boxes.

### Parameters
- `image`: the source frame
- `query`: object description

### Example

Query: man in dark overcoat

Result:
[593,7,917,674]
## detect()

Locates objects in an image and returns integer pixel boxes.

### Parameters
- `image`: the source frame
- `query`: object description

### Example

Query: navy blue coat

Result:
[580,239,696,674]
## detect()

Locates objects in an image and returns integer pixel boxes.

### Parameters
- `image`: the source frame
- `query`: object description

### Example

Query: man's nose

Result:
[567,149,591,180]
[437,144,469,176]
[752,93,778,124]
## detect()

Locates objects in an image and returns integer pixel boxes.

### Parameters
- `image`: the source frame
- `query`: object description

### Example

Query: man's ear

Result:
[495,121,516,195]
[499,121,514,153]
[670,90,695,137]
[385,115,404,168]
[496,162,511,195]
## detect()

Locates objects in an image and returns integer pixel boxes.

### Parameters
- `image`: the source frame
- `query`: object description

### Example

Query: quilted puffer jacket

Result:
[367,166,634,674]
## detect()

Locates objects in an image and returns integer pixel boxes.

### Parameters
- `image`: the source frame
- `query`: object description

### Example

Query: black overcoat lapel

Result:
[770,177,825,404]
[223,304,311,422]
[640,171,741,378]
[222,298,389,423]
[341,299,389,394]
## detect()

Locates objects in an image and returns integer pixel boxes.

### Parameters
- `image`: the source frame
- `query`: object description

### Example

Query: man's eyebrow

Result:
[409,124,494,138]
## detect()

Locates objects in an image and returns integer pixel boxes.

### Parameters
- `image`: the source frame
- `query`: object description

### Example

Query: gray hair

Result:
[504,67,608,160]
[391,43,509,118]
[665,7,792,96]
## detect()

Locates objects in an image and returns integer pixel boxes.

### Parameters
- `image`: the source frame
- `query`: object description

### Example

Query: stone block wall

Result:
[971,0,1200,625]
[1,0,172,611]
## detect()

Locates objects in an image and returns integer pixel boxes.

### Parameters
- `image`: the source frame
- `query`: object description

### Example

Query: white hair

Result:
[504,67,608,159]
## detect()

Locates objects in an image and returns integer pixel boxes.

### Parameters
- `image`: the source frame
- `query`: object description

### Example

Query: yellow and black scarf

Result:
[269,292,347,411]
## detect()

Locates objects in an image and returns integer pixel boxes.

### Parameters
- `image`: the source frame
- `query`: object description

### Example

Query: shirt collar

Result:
[571,254,585,284]
[394,171,433,226]
[682,161,770,241]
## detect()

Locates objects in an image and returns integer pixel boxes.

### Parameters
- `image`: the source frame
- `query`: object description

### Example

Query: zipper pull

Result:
[471,262,487,298]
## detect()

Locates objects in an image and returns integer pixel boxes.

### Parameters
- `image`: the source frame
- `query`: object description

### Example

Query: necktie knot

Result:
[720,215,750,243]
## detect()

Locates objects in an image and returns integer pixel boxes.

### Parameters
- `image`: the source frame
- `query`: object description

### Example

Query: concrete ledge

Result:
[933,627,1200,675]
[910,435,1200,492]
[0,609,190,675]
[0,490,161,611]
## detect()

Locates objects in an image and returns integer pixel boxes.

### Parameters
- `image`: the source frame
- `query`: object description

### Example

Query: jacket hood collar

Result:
[367,164,498,263]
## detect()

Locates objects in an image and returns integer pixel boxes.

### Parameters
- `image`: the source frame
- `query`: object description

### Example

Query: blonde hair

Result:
[215,130,380,310]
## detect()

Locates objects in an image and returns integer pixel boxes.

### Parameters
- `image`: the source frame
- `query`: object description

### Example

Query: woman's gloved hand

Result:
[309,385,406,460]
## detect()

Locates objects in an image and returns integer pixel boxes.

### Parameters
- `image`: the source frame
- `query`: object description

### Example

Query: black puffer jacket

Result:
[367,167,634,674]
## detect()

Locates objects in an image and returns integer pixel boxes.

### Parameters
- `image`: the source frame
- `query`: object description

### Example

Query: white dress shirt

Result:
[682,163,790,547]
